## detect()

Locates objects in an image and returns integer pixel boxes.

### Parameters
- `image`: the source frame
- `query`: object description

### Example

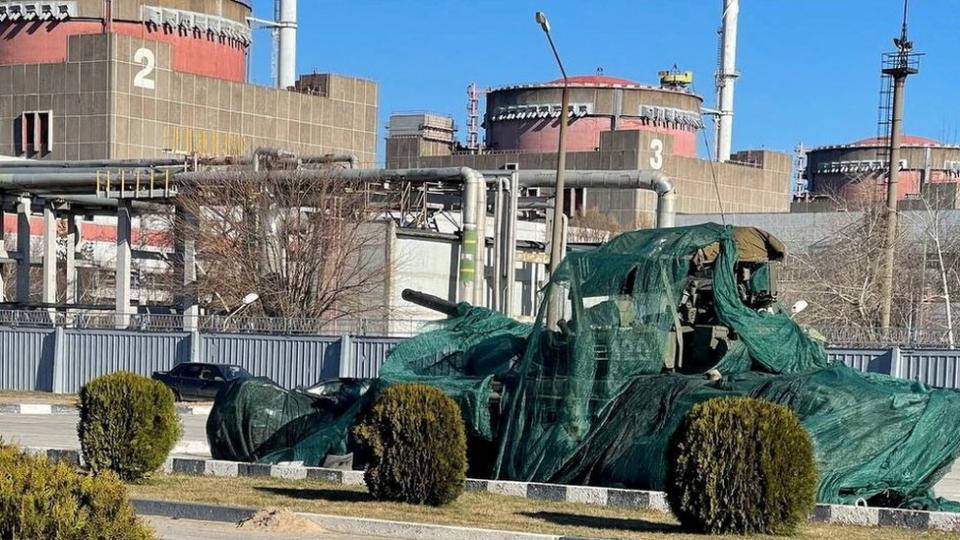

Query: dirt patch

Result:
[239,507,327,533]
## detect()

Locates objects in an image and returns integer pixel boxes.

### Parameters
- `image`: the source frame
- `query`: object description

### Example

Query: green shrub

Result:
[78,371,182,481]
[353,384,467,506]
[0,443,154,539]
[666,396,818,535]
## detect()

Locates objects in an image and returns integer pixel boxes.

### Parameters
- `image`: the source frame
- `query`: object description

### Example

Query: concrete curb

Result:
[29,448,960,533]
[0,403,76,414]
[0,403,211,415]
[132,498,256,524]
[132,498,577,540]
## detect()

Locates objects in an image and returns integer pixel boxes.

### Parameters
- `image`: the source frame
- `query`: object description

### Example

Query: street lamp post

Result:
[223,292,260,326]
[535,11,570,276]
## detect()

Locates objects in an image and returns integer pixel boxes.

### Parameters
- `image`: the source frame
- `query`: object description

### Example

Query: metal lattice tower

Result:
[793,143,808,198]
[466,83,481,152]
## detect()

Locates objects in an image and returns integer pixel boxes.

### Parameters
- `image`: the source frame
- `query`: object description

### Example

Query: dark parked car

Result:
[152,363,251,401]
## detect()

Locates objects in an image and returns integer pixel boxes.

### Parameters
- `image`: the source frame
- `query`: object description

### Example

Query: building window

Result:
[16,111,53,156]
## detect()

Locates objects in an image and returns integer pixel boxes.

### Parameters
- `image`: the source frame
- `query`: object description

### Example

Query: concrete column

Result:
[115,201,132,328]
[65,214,80,305]
[0,205,6,303]
[16,195,31,305]
[175,204,198,331]
[504,172,519,318]
[42,202,56,307]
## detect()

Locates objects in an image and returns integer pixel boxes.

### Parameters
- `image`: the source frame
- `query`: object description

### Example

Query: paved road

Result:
[146,516,382,540]
[0,413,211,456]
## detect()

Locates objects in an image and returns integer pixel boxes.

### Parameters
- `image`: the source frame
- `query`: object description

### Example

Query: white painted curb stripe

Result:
[18,404,53,415]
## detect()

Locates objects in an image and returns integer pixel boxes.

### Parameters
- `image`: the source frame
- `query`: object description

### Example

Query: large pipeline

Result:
[0,158,186,169]
[482,169,676,228]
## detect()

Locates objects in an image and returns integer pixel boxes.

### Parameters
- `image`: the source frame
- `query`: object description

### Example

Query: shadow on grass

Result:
[255,486,372,503]
[520,511,685,534]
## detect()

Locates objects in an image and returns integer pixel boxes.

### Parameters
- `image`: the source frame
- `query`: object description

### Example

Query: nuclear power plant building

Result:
[0,0,377,164]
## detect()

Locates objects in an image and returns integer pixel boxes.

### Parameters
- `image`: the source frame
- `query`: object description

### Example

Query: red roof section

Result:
[548,75,640,86]
[854,135,941,146]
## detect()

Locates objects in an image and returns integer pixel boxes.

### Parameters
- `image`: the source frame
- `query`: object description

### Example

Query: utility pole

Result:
[879,0,920,332]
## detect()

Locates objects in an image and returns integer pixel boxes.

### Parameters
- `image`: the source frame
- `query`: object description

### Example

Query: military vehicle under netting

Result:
[207,223,960,510]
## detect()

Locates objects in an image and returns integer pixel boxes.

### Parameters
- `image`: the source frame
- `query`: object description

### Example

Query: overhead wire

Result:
[700,120,727,226]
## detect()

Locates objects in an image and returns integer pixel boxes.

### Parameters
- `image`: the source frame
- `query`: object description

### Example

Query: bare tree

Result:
[172,171,386,321]
[783,185,960,346]
[784,204,921,334]
[569,208,626,243]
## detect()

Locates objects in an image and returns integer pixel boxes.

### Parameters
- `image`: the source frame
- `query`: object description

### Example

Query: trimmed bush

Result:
[0,443,154,539]
[666,396,818,535]
[78,371,182,481]
[353,384,467,506]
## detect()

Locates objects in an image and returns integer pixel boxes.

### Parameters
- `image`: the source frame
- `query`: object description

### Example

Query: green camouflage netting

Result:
[208,223,960,510]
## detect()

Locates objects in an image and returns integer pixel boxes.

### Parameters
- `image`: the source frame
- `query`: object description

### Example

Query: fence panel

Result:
[342,336,404,378]
[0,327,54,391]
[827,348,892,375]
[58,330,189,393]
[900,350,960,389]
[5,328,957,395]
[198,333,341,389]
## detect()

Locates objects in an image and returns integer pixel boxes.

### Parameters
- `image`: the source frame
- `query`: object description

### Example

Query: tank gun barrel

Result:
[401,289,460,317]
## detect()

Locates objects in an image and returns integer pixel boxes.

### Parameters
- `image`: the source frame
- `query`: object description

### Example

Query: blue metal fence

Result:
[4,324,960,394]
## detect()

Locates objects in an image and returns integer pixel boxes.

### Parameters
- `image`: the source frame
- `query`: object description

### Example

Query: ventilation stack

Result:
[277,0,297,89]
[715,0,739,162]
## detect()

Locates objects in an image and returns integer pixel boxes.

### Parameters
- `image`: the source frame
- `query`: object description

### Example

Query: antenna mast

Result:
[879,0,921,332]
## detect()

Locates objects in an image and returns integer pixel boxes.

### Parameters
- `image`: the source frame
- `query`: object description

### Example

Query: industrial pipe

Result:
[0,158,186,169]
[253,147,295,159]
[176,166,487,306]
[301,154,357,169]
[0,172,112,189]
[483,169,677,228]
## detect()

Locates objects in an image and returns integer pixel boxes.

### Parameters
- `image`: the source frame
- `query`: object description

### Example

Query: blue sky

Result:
[247,1,960,164]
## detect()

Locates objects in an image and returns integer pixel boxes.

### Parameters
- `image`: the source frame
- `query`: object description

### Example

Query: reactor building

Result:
[386,73,793,228]
[802,135,960,208]
[0,0,377,164]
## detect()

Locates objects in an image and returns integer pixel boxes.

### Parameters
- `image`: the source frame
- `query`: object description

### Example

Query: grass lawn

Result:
[129,474,960,540]
[0,390,77,405]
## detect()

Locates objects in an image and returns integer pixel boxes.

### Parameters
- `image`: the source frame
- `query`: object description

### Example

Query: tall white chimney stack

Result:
[715,0,739,162]
[277,0,297,89]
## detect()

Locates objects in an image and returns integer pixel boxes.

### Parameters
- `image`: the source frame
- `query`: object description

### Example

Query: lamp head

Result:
[535,11,550,33]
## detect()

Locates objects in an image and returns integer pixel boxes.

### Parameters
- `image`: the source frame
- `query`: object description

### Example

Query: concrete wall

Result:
[0,33,111,160]
[0,33,378,164]
[108,33,377,163]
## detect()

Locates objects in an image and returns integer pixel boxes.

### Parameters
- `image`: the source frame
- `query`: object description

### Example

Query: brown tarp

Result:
[699,226,786,263]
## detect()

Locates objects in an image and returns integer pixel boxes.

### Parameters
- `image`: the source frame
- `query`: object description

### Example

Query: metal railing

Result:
[0,310,442,337]
[3,308,950,347]
[816,325,955,349]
